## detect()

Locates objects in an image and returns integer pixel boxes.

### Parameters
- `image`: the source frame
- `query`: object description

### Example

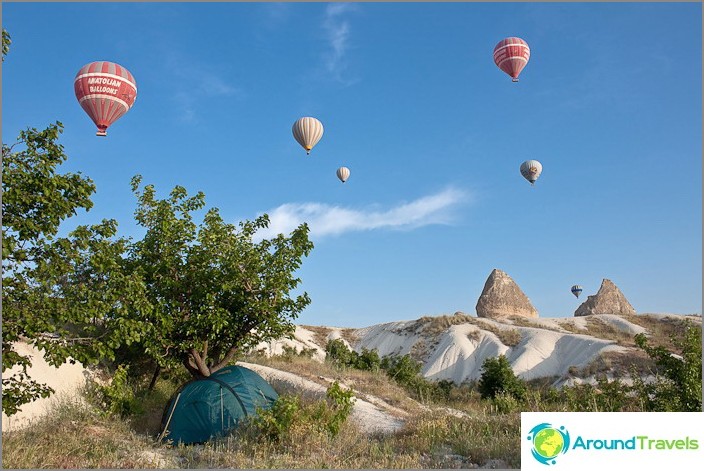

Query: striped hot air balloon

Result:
[292,117,324,155]
[571,285,583,298]
[493,37,530,82]
[520,160,542,185]
[336,166,350,183]
[74,61,137,136]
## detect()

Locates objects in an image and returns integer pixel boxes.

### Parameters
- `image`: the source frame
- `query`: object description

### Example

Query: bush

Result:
[478,355,526,401]
[381,354,422,386]
[252,382,355,442]
[325,339,356,367]
[91,364,143,418]
[355,348,381,372]
[633,325,702,411]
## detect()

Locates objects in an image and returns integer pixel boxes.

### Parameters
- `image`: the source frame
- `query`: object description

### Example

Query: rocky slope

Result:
[263,312,701,388]
[575,278,637,317]
[475,268,538,319]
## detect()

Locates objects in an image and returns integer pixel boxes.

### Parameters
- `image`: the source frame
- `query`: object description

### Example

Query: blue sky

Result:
[2,2,701,327]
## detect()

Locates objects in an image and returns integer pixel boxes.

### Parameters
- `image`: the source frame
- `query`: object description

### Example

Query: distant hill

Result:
[257,312,702,388]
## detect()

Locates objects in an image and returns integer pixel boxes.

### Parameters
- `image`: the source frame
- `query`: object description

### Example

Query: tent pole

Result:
[158,392,182,442]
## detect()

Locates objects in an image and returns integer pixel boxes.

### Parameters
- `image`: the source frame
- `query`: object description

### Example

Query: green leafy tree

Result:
[478,355,526,400]
[381,353,423,385]
[633,325,702,412]
[2,28,10,60]
[325,338,355,367]
[127,176,314,378]
[2,123,147,415]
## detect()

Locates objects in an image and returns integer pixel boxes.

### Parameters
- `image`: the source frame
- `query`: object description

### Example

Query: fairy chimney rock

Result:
[574,279,636,317]
[475,269,538,319]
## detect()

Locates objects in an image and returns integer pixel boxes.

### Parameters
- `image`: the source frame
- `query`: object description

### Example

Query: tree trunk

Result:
[148,365,161,391]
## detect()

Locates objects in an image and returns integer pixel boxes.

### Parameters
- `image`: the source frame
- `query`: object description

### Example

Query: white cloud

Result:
[254,187,470,241]
[321,3,359,85]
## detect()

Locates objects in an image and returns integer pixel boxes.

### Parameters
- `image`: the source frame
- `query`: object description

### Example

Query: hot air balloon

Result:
[292,117,324,155]
[336,166,350,183]
[520,160,542,185]
[571,285,583,298]
[74,61,137,136]
[493,37,530,82]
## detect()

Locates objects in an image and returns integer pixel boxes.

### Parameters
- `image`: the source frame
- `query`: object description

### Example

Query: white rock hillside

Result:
[270,313,700,388]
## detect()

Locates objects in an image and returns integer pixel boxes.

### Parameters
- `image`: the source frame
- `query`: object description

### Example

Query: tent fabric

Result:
[160,364,278,445]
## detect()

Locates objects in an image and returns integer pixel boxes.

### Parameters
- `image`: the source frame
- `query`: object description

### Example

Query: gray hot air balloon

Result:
[292,117,324,155]
[520,160,543,185]
[571,285,583,298]
[336,166,350,183]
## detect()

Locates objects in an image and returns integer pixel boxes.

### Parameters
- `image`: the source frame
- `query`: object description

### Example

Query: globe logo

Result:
[527,423,570,465]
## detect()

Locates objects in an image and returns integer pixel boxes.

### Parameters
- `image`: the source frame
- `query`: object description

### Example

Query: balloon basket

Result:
[96,131,107,137]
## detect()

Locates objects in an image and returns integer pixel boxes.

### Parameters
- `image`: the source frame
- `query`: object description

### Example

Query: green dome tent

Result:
[159,365,278,445]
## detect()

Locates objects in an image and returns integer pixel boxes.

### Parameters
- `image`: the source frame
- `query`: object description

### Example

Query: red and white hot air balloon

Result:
[74,61,137,136]
[493,37,530,82]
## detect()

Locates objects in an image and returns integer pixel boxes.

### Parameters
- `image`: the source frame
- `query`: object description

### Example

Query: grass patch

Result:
[622,314,701,351]
[569,350,655,379]
[582,317,636,346]
[300,325,333,349]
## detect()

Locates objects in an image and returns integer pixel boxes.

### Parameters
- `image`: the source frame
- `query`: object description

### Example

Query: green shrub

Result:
[633,325,702,411]
[381,354,422,386]
[492,391,520,414]
[91,364,143,418]
[478,355,526,401]
[252,382,355,442]
[325,338,356,367]
[324,381,355,436]
[355,348,381,372]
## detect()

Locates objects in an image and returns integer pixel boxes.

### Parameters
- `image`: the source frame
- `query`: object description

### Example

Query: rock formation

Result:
[475,268,538,319]
[574,278,636,317]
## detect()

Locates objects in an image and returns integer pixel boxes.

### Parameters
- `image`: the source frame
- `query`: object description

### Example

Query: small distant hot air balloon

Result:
[292,117,324,155]
[493,37,530,82]
[571,285,583,298]
[74,61,137,136]
[520,160,542,185]
[336,166,350,183]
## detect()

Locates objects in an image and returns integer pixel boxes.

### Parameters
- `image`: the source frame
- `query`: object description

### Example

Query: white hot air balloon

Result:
[520,160,543,185]
[336,166,350,183]
[292,117,324,155]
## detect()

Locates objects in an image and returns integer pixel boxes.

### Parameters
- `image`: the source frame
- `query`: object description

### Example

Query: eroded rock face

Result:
[574,279,636,317]
[475,268,538,319]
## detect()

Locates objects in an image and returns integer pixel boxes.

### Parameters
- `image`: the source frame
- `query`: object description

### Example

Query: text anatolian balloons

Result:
[520,160,542,185]
[493,37,530,82]
[336,166,350,183]
[292,117,324,155]
[74,61,137,136]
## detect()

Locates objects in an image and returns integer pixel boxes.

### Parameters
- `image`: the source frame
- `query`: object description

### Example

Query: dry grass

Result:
[242,354,423,413]
[569,350,655,379]
[300,325,333,349]
[339,328,360,346]
[471,319,523,347]
[581,317,636,346]
[621,314,701,350]
[2,371,520,469]
[1,396,177,469]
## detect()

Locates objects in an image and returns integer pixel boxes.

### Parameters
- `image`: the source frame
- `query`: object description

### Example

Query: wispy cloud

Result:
[320,3,359,85]
[254,187,470,241]
[161,51,243,123]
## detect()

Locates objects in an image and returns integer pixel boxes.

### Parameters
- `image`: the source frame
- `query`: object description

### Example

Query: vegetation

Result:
[125,176,314,379]
[3,318,701,468]
[2,119,147,416]
[478,355,527,400]
[632,324,701,411]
